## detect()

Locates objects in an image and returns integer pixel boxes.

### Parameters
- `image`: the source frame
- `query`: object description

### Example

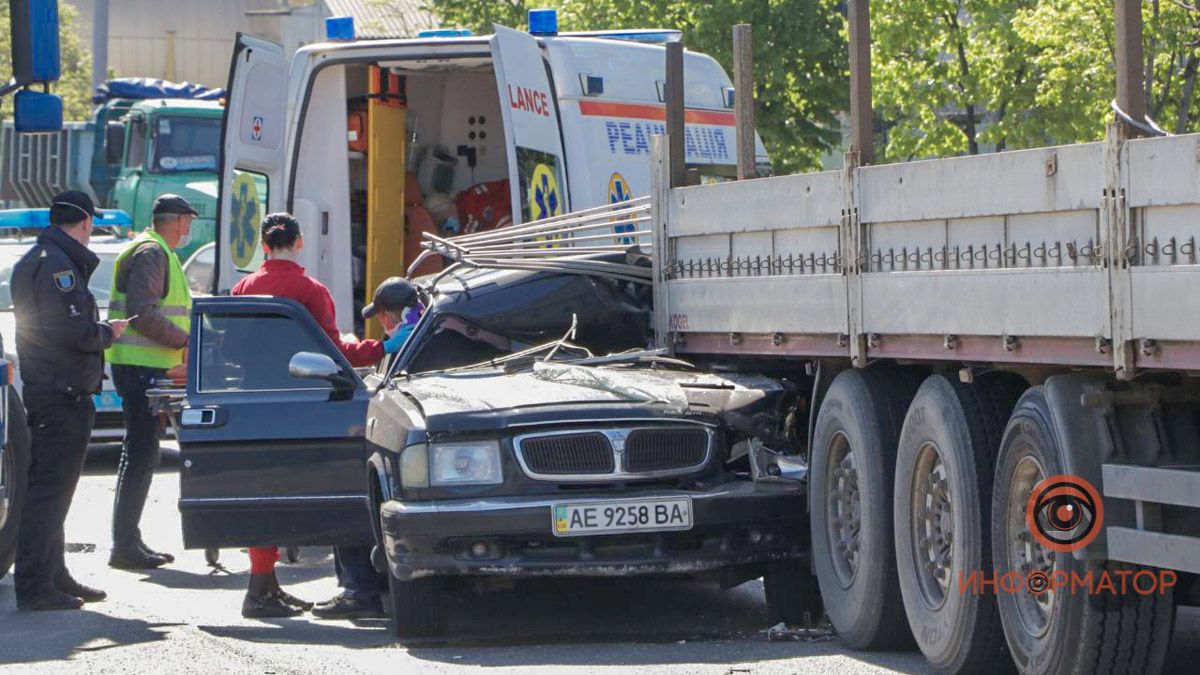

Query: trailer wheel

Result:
[764,559,824,625]
[992,387,1175,675]
[387,570,443,638]
[0,387,30,581]
[810,367,920,649]
[895,374,1021,673]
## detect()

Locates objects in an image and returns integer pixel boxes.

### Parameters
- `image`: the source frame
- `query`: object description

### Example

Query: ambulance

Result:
[214,10,768,335]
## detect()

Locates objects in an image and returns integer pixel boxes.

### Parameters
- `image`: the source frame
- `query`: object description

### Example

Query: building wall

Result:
[65,0,283,89]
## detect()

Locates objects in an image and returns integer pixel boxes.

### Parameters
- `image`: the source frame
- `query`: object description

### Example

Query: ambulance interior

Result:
[336,59,514,335]
[283,56,513,333]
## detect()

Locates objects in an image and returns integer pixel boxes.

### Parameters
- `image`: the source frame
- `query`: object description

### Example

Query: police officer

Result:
[106,194,195,569]
[11,191,130,610]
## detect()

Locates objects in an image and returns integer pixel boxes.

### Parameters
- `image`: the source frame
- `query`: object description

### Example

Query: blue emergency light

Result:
[326,16,355,41]
[417,28,474,38]
[0,208,133,229]
[529,8,558,36]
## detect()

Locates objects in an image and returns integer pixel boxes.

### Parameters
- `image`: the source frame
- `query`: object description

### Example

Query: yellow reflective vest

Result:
[105,230,192,369]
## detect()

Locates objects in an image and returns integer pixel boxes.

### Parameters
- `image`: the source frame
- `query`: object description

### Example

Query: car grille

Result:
[624,428,709,472]
[514,426,712,481]
[520,432,614,475]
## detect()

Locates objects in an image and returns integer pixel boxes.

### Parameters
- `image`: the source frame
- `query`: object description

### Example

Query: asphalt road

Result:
[1,449,1198,674]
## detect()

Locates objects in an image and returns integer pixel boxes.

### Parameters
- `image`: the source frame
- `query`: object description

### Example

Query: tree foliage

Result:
[427,0,848,173]
[0,3,94,121]
[873,0,1200,162]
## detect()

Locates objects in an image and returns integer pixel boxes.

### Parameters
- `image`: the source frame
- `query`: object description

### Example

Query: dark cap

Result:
[50,190,98,225]
[362,277,417,319]
[152,193,199,216]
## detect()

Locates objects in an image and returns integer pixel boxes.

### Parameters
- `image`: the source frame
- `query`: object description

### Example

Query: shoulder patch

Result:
[52,269,76,293]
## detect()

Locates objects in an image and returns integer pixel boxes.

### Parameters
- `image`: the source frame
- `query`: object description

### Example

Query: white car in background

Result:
[0,210,133,445]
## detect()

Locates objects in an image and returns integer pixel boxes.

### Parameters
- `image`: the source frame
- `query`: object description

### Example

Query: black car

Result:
[173,264,816,637]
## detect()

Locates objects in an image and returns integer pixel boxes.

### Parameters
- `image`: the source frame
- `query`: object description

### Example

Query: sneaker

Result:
[311,591,384,620]
[16,586,84,611]
[109,548,171,570]
[55,576,107,603]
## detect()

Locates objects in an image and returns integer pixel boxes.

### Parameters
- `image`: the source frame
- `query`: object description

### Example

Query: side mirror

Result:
[288,352,354,389]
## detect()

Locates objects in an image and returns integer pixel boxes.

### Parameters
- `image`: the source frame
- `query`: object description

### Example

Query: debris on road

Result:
[765,622,836,643]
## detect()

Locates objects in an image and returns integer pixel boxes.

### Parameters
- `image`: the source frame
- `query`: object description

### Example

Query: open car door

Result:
[176,296,373,548]
[491,25,570,226]
[215,34,287,292]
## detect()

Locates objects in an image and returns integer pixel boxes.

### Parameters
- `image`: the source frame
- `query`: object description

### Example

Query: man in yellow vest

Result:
[105,194,195,569]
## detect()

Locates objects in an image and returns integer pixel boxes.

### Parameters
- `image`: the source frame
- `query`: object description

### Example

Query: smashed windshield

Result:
[152,116,221,173]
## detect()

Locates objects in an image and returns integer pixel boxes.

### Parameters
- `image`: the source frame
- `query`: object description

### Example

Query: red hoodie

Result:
[230,258,384,367]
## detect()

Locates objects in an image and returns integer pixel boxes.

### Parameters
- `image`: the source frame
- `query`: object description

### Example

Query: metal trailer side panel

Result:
[860,268,1109,338]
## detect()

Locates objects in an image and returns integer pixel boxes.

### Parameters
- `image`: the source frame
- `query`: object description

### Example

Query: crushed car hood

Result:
[396,366,784,434]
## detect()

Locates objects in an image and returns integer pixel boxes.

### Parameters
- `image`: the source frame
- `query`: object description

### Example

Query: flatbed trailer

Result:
[645,128,1200,673]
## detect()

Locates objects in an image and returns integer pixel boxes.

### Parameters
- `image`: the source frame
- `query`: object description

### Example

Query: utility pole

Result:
[733,24,755,180]
[1114,0,1147,136]
[847,0,874,165]
[91,0,110,93]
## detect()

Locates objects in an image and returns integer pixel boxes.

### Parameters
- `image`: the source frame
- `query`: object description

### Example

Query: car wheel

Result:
[764,559,824,625]
[894,374,1021,673]
[992,387,1174,675]
[0,386,31,581]
[388,569,443,638]
[810,367,921,650]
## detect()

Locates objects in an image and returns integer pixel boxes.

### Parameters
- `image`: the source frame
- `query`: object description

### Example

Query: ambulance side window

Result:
[197,313,334,392]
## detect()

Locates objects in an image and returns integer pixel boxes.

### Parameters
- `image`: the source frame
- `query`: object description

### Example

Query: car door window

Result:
[198,312,336,392]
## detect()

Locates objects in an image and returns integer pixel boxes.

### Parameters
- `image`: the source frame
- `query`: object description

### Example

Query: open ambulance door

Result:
[215,34,288,292]
[491,25,570,226]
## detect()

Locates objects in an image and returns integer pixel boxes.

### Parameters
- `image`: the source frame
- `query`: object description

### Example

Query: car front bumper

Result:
[380,480,806,581]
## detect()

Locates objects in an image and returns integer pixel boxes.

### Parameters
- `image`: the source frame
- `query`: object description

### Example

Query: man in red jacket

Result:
[232,213,414,618]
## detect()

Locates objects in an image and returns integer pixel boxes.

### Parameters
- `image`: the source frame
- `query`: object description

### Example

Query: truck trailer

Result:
[638,123,1200,673]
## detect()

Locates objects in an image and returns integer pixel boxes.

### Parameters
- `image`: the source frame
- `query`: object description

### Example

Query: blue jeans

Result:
[334,545,385,597]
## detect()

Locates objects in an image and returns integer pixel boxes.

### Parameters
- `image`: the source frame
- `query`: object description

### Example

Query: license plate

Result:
[552,497,693,537]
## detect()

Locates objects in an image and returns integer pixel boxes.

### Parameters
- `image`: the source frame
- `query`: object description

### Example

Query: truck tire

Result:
[387,570,443,638]
[0,387,31,581]
[764,559,824,625]
[894,374,1022,673]
[810,366,921,650]
[992,387,1175,675]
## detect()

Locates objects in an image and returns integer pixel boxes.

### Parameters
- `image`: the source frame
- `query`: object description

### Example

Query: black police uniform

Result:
[10,225,114,598]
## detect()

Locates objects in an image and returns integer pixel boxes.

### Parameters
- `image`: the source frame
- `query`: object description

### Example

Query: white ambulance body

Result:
[216,23,768,331]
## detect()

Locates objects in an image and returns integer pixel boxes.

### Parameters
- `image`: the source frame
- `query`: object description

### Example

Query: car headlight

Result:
[429,440,503,487]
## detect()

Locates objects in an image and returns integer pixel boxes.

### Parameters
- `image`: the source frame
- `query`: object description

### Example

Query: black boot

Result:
[267,572,313,612]
[55,573,107,603]
[311,591,384,620]
[16,585,84,611]
[242,573,303,619]
[109,547,170,570]
[138,541,175,564]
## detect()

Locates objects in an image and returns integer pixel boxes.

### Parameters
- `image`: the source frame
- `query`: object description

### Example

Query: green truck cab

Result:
[106,99,223,261]
[2,80,224,262]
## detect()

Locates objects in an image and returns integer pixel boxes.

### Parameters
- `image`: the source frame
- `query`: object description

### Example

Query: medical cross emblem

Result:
[251,116,264,141]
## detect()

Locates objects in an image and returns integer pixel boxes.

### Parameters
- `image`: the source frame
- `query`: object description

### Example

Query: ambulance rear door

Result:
[490,25,570,225]
[215,34,288,292]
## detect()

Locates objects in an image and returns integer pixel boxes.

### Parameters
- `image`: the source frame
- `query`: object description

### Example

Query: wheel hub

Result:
[1008,455,1055,637]
[826,432,861,588]
[913,444,952,608]
[0,444,9,529]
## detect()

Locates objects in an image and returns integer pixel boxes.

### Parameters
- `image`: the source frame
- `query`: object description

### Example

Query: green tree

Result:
[427,0,848,173]
[873,0,1200,162]
[0,2,94,121]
